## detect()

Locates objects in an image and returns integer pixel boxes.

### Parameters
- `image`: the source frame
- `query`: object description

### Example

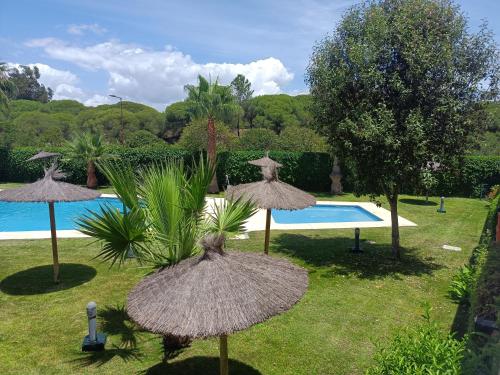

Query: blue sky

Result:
[1,0,498,110]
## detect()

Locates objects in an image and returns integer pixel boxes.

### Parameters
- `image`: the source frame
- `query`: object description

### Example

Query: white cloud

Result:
[8,62,111,106]
[67,23,107,36]
[25,38,294,109]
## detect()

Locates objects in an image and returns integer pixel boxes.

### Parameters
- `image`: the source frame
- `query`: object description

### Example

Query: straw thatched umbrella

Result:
[226,157,315,254]
[127,233,308,375]
[0,164,100,282]
[27,151,61,161]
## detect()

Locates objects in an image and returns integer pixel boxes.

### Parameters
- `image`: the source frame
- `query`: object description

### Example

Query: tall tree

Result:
[7,65,52,103]
[0,63,17,116]
[307,0,499,259]
[185,75,238,193]
[230,74,253,136]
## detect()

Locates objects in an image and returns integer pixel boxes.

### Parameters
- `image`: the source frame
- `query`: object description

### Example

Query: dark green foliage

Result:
[248,94,312,132]
[1,146,191,185]
[6,65,52,103]
[435,156,500,197]
[460,195,500,375]
[3,99,163,146]
[163,101,192,143]
[367,307,466,375]
[238,128,280,150]
[217,151,332,191]
[127,130,164,148]
[1,146,497,195]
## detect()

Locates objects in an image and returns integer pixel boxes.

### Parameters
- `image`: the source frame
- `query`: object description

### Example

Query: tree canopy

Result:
[307,0,499,257]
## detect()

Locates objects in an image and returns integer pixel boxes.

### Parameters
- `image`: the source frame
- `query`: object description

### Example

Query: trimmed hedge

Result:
[0,146,192,185]
[435,156,500,197]
[217,151,332,191]
[0,146,498,196]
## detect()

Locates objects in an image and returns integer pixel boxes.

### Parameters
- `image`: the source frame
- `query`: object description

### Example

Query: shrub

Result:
[435,156,500,197]
[367,307,466,375]
[238,128,279,150]
[278,126,329,152]
[127,130,164,148]
[448,265,475,304]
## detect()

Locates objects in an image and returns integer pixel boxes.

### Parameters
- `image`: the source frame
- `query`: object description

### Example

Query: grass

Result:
[0,193,492,374]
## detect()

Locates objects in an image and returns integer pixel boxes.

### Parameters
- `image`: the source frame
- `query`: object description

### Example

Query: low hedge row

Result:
[435,156,500,197]
[0,146,498,196]
[217,151,332,191]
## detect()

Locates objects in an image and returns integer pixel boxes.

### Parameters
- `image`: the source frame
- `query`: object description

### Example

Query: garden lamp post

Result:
[109,94,125,145]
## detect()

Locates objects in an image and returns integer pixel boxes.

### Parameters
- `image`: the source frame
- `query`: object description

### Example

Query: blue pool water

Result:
[0,198,122,232]
[272,204,382,224]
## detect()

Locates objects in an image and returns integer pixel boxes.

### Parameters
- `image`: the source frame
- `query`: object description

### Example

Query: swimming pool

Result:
[0,198,122,232]
[272,204,383,224]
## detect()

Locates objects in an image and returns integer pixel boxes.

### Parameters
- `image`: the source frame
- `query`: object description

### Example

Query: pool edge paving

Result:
[0,195,417,240]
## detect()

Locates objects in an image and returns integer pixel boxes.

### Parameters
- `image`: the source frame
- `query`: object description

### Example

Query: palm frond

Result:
[206,198,257,236]
[76,205,150,267]
[97,160,140,210]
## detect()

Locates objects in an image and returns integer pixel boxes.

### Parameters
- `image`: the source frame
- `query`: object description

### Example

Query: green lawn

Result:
[0,194,491,374]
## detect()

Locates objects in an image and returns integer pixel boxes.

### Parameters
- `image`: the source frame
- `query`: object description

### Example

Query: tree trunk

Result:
[236,115,240,137]
[86,160,98,189]
[162,334,191,360]
[207,116,219,193]
[48,202,60,283]
[387,194,401,259]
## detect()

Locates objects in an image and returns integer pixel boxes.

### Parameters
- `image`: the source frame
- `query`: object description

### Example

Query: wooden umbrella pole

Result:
[264,209,272,255]
[48,202,60,283]
[220,335,228,375]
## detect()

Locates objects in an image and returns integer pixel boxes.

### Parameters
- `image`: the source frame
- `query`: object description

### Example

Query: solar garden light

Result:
[82,302,106,352]
[437,196,446,213]
[351,228,363,253]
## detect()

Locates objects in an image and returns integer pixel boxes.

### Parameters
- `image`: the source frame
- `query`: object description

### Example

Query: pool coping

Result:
[0,193,118,240]
[208,198,417,232]
[0,194,416,240]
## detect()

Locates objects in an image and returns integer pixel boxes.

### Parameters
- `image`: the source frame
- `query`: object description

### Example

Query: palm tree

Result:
[184,75,238,193]
[66,132,107,189]
[76,158,256,354]
[0,63,17,116]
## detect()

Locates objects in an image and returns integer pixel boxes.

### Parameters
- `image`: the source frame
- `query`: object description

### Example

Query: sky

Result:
[1,0,499,110]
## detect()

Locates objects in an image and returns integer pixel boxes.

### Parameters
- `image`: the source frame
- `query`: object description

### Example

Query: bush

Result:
[435,156,500,197]
[126,130,164,148]
[238,128,279,150]
[278,126,329,152]
[217,150,332,191]
[448,265,475,304]
[367,307,466,375]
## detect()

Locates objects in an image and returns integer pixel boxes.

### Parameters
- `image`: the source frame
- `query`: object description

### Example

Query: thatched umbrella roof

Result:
[127,234,307,338]
[226,166,315,210]
[27,151,61,161]
[0,164,101,283]
[0,164,100,203]
[127,234,307,375]
[226,158,315,255]
[248,152,283,168]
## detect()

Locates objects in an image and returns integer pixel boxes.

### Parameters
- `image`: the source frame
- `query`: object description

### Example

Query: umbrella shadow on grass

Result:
[0,263,96,295]
[142,357,262,375]
[400,198,438,206]
[273,234,443,280]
